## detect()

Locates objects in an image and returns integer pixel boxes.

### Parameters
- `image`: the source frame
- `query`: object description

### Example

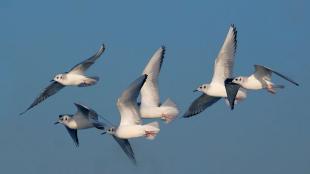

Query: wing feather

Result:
[140,46,165,106]
[112,136,136,165]
[20,82,64,115]
[183,94,221,118]
[117,75,147,126]
[69,44,105,74]
[211,25,237,85]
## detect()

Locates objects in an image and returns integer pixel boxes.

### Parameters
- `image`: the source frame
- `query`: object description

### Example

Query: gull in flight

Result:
[224,64,299,109]
[20,44,105,115]
[55,103,106,147]
[139,46,179,123]
[183,25,247,118]
[102,74,160,165]
[55,103,137,164]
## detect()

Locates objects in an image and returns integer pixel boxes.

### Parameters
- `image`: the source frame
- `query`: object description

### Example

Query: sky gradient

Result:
[1,0,309,174]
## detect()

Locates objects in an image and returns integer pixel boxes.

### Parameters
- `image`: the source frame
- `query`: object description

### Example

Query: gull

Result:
[20,44,105,115]
[100,74,160,165]
[106,74,160,140]
[55,103,107,147]
[183,25,247,118]
[55,103,137,164]
[224,64,299,109]
[139,46,179,123]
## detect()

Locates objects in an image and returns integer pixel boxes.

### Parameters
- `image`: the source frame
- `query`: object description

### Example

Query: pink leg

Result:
[266,84,276,94]
[161,113,175,123]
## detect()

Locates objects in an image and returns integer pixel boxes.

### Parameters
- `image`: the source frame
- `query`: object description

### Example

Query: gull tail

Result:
[143,122,160,140]
[160,98,179,123]
[78,76,100,87]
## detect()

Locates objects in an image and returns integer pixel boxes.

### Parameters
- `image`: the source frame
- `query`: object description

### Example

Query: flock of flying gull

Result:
[19,24,299,164]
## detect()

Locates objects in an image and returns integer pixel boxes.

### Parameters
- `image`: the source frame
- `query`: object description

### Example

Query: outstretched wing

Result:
[183,94,221,118]
[69,44,105,74]
[112,136,136,165]
[117,75,147,126]
[65,127,79,147]
[254,65,299,86]
[224,78,241,110]
[140,46,165,107]
[73,103,99,121]
[20,82,64,115]
[211,25,237,85]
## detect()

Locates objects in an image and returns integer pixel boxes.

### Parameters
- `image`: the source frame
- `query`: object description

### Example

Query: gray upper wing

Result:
[183,94,221,118]
[20,82,64,115]
[255,64,299,86]
[73,103,99,121]
[112,135,136,165]
[69,44,105,74]
[65,126,79,147]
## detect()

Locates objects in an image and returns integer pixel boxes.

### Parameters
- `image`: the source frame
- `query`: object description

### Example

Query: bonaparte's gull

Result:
[183,25,247,118]
[55,103,106,147]
[140,46,179,123]
[224,64,299,109]
[20,44,105,115]
[106,74,160,140]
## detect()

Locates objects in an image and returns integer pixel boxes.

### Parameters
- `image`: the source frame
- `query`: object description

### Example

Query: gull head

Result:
[52,74,65,83]
[54,114,72,125]
[232,76,245,85]
[194,84,209,93]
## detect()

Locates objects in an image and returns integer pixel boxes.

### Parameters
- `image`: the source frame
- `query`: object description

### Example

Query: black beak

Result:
[101,131,107,135]
[54,121,59,125]
[193,89,198,92]
[50,79,55,82]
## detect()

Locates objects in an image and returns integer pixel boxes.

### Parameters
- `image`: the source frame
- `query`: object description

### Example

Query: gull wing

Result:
[183,94,221,118]
[117,75,147,126]
[210,25,237,85]
[20,82,64,115]
[73,103,99,121]
[254,65,299,86]
[68,44,105,75]
[224,78,241,110]
[65,127,79,147]
[112,135,136,165]
[140,46,165,106]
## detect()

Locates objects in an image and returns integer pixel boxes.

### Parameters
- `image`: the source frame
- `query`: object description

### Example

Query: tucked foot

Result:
[161,113,176,123]
[266,84,276,94]
[145,131,157,138]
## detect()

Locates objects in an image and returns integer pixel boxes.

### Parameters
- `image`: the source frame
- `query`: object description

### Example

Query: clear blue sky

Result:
[1,0,309,173]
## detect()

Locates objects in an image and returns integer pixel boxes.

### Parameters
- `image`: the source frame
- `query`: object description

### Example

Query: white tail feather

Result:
[144,122,160,140]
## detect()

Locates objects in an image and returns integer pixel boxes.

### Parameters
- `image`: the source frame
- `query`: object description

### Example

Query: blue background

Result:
[1,0,309,173]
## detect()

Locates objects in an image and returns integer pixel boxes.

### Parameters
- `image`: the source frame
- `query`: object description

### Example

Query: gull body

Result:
[232,64,299,94]
[139,46,179,123]
[20,44,105,115]
[54,73,98,87]
[183,24,247,118]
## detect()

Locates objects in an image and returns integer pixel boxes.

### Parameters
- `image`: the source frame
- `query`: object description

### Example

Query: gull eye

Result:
[199,86,202,89]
